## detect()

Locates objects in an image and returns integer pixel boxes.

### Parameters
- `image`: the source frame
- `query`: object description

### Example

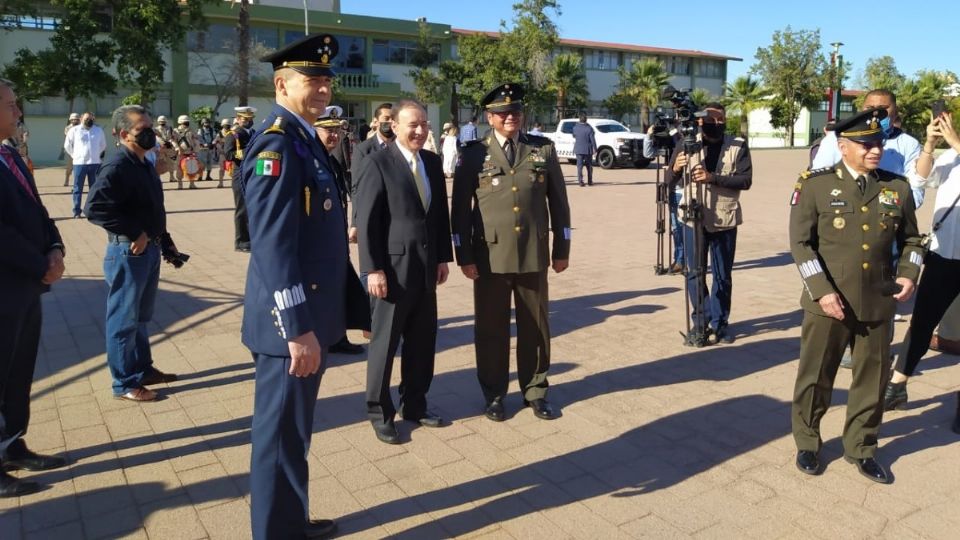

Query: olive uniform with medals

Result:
[451,84,571,418]
[789,109,924,479]
[241,34,347,540]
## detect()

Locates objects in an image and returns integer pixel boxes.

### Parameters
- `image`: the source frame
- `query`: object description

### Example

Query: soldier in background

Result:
[224,106,257,252]
[451,83,571,423]
[175,115,200,189]
[196,117,217,182]
[216,118,232,188]
[154,115,178,184]
[62,113,80,186]
[788,108,923,484]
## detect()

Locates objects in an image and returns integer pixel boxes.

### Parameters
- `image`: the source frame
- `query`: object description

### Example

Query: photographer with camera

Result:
[665,102,752,346]
[84,105,185,402]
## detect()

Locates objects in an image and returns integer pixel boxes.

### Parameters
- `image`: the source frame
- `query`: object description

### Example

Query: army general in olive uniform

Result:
[451,83,571,422]
[789,108,924,484]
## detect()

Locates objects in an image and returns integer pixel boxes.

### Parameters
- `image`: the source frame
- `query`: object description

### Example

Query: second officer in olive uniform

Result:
[451,83,571,422]
[789,108,924,484]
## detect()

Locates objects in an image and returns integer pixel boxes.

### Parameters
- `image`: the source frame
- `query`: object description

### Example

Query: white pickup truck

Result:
[543,118,651,169]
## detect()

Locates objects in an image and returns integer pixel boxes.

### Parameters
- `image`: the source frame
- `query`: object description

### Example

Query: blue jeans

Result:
[72,163,99,216]
[103,241,160,394]
[684,226,737,333]
[669,191,684,266]
[576,154,593,184]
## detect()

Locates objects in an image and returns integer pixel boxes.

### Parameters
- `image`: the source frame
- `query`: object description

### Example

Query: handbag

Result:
[919,188,960,254]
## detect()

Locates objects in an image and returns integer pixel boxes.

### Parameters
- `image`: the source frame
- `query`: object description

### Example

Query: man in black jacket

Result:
[354,99,453,444]
[349,103,394,243]
[0,79,68,497]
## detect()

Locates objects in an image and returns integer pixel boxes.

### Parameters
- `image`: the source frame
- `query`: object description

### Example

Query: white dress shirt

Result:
[395,142,431,208]
[923,149,960,260]
[63,124,107,165]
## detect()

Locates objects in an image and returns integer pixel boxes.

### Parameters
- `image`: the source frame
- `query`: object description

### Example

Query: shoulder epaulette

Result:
[799,166,833,180]
[263,117,286,135]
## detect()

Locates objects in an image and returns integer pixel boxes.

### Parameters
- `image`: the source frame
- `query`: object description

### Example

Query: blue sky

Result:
[341,0,958,88]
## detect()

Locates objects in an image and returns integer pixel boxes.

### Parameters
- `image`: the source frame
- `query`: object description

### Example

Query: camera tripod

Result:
[677,140,710,347]
[653,146,673,275]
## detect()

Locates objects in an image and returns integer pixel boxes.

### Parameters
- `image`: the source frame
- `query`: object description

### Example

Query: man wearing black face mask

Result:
[85,105,181,402]
[665,102,753,346]
[349,102,394,243]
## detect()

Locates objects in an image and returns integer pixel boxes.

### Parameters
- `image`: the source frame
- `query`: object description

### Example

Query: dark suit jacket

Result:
[349,134,392,226]
[354,143,453,297]
[0,146,63,314]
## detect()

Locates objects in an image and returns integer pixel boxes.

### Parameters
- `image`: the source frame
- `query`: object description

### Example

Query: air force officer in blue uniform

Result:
[242,34,345,540]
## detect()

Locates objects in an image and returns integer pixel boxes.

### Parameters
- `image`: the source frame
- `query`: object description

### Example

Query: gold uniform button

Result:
[861,206,869,212]
[862,262,870,270]
[862,224,870,231]
[862,244,869,251]
[514,226,521,232]
[834,209,840,214]
[510,169,515,175]
[513,206,520,213]
[511,186,518,192]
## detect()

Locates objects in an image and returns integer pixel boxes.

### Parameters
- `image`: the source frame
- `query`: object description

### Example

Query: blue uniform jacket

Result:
[240,104,348,356]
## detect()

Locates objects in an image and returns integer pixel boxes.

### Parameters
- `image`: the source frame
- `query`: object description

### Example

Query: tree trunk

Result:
[449,84,459,123]
[641,105,649,130]
[740,112,748,141]
[237,0,250,106]
[556,89,565,123]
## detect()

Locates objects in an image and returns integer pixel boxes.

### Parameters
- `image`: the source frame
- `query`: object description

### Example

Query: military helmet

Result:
[177,114,190,124]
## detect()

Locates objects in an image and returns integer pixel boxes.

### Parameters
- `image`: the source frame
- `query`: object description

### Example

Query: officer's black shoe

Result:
[524,398,560,420]
[235,244,251,253]
[141,368,178,386]
[2,449,67,472]
[844,456,890,484]
[0,471,41,498]
[305,518,338,539]
[329,337,364,355]
[484,398,506,422]
[883,381,908,411]
[714,327,735,344]
[404,411,444,428]
[578,182,585,187]
[795,450,820,475]
[371,421,400,445]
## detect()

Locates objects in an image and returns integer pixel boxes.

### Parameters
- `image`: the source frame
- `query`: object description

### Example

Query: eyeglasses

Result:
[491,110,522,118]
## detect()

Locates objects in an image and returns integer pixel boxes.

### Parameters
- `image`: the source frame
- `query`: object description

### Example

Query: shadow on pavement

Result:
[732,251,793,271]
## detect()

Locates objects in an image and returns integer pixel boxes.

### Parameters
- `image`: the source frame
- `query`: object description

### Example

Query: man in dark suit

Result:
[348,102,394,243]
[242,35,346,540]
[0,78,68,497]
[572,113,596,186]
[354,99,453,444]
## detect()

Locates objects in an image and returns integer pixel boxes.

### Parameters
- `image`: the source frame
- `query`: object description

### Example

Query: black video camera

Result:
[661,85,706,152]
[159,233,190,269]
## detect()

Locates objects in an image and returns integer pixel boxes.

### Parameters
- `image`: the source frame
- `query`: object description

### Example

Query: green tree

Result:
[407,19,446,110]
[546,53,588,121]
[108,0,210,106]
[499,0,561,118]
[860,56,905,94]
[722,75,770,140]
[751,26,829,146]
[1,1,115,111]
[896,70,959,138]
[602,90,636,123]
[618,58,670,128]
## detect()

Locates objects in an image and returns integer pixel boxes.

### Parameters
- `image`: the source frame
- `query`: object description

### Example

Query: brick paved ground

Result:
[1,148,958,539]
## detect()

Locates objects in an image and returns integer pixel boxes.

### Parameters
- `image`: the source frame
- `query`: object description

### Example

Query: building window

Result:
[0,14,61,30]
[694,59,722,78]
[585,49,619,71]
[839,101,854,112]
[668,56,690,76]
[816,100,829,112]
[189,24,277,52]
[372,39,436,65]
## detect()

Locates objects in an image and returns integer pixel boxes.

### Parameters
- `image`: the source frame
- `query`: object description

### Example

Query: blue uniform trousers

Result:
[250,351,325,540]
[683,225,737,333]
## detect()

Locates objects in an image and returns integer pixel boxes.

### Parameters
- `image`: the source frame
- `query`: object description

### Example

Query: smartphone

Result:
[932,99,946,119]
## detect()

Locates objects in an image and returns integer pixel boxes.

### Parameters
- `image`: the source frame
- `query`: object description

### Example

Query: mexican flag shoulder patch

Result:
[255,153,282,177]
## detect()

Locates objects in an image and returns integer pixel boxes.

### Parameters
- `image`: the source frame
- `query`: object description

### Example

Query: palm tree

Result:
[722,76,770,141]
[620,59,670,128]
[546,53,588,122]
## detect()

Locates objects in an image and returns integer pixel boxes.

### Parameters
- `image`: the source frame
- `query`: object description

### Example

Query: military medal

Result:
[492,178,500,186]
[830,189,842,196]
[304,187,311,216]
[833,216,845,229]
[323,198,333,211]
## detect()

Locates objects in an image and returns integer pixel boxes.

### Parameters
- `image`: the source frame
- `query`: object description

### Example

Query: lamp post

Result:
[302,0,309,33]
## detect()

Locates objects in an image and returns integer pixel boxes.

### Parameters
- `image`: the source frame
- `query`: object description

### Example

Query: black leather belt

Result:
[108,233,160,245]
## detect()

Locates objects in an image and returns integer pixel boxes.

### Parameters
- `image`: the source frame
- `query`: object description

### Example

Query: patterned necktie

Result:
[504,139,516,166]
[0,145,37,203]
[410,158,428,210]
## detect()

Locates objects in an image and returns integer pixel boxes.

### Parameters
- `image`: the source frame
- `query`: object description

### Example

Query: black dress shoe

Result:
[0,471,41,497]
[305,518,338,539]
[235,245,251,253]
[3,449,67,471]
[371,421,400,445]
[845,456,889,484]
[329,338,364,355]
[524,398,560,420]
[795,450,820,475]
[883,381,908,411]
[484,398,505,422]
[141,369,178,386]
[715,327,735,344]
[405,412,444,428]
